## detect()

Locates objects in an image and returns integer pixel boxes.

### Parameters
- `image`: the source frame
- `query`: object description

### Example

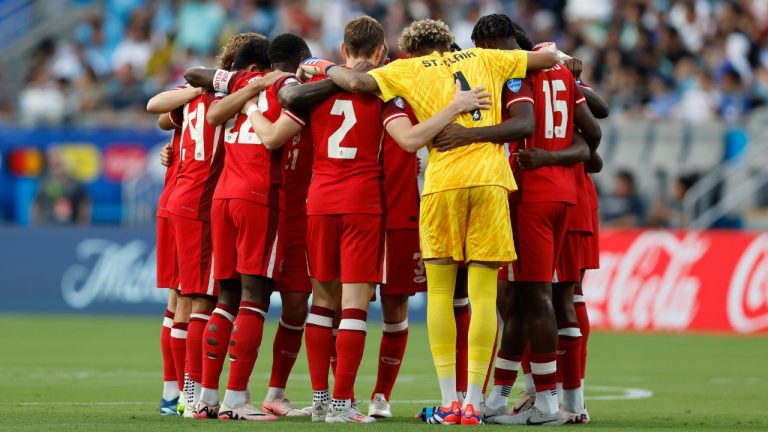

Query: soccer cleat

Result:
[309,401,329,422]
[192,400,220,419]
[512,391,536,414]
[460,403,484,425]
[262,397,310,417]
[368,393,392,418]
[325,404,376,423]
[561,408,586,425]
[160,396,179,416]
[581,407,590,424]
[217,403,278,421]
[490,406,562,426]
[426,401,461,425]
[483,404,509,422]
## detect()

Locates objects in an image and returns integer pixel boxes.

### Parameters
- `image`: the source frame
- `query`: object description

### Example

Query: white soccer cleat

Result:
[492,406,563,426]
[262,396,310,417]
[217,403,278,421]
[308,401,329,422]
[367,393,392,418]
[512,391,536,414]
[192,400,219,419]
[325,404,377,423]
[483,404,509,423]
[561,408,587,425]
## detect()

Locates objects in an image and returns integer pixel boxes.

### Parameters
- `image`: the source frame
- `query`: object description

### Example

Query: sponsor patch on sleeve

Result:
[506,79,522,93]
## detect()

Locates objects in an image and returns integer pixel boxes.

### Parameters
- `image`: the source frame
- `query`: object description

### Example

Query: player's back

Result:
[513,64,584,204]
[307,90,384,215]
[167,91,225,221]
[214,71,284,208]
[368,47,528,195]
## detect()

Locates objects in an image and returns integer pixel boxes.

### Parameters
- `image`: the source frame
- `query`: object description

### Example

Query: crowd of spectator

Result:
[8,0,768,128]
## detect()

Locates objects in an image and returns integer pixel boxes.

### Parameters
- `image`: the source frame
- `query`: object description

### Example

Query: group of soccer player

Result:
[147,10,607,426]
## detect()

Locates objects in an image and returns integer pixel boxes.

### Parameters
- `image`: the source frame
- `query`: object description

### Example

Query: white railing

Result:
[122,165,164,226]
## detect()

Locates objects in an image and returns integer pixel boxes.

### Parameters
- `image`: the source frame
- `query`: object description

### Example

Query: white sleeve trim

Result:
[383,112,409,127]
[505,97,534,109]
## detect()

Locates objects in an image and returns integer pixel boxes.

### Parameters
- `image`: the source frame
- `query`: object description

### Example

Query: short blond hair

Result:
[399,19,455,55]
[218,32,267,70]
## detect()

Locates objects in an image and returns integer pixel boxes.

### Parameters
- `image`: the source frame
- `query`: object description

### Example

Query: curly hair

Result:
[218,32,267,70]
[398,19,454,55]
[471,14,533,51]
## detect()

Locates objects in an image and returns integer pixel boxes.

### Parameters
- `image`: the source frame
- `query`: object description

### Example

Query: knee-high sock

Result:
[305,305,334,399]
[332,309,368,402]
[170,322,188,392]
[531,352,558,415]
[372,319,408,400]
[487,352,522,409]
[557,321,583,412]
[453,297,470,394]
[225,301,267,392]
[161,309,176,383]
[425,263,458,407]
[464,266,498,408]
[187,313,210,384]
[201,304,236,390]
[267,315,305,397]
[574,289,590,381]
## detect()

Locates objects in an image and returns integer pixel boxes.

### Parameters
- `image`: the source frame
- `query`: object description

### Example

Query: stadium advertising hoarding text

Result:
[1,227,766,334]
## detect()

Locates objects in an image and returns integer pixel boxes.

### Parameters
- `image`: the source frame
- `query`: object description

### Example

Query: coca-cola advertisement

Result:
[584,230,768,334]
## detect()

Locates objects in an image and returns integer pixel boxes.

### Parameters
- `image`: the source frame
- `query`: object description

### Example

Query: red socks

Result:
[530,352,558,392]
[187,313,210,384]
[557,322,583,390]
[201,303,236,389]
[305,305,334,391]
[574,287,590,380]
[372,319,408,400]
[161,309,176,382]
[332,308,368,401]
[170,321,188,392]
[493,351,522,386]
[454,298,470,394]
[226,301,267,391]
[269,315,306,390]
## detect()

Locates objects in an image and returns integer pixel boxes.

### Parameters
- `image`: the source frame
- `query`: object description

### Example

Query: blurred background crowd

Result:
[5,0,768,127]
[2,0,768,228]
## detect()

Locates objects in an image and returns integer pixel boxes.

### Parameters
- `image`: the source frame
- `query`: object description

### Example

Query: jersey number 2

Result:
[328,99,358,159]
[541,79,568,139]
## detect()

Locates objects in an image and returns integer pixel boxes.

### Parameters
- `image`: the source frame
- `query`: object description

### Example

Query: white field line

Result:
[17,385,653,406]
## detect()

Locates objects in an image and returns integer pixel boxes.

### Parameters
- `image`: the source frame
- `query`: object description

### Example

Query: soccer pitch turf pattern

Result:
[0,315,766,431]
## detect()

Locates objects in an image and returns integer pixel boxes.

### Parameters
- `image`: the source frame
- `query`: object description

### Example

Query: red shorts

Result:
[509,202,569,282]
[381,229,427,296]
[306,214,385,283]
[156,216,179,290]
[212,199,280,281]
[275,225,311,293]
[169,213,216,296]
[555,231,582,283]
[581,209,600,270]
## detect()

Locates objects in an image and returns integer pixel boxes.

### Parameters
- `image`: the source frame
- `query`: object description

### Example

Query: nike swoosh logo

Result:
[527,417,559,426]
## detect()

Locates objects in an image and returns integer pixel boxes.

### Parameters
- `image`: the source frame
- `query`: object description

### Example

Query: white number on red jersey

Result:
[541,79,568,139]
[187,103,206,160]
[328,99,357,159]
[223,92,269,145]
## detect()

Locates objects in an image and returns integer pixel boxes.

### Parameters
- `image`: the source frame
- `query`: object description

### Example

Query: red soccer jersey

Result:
[381,97,420,230]
[586,170,598,210]
[212,71,288,208]
[507,65,586,204]
[569,166,592,232]
[303,85,385,215]
[166,91,225,221]
[156,107,183,218]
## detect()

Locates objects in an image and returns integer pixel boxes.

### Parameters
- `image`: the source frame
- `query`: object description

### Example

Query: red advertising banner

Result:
[583,230,768,334]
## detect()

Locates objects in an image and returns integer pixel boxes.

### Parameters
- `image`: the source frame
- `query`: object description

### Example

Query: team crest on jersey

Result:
[507,79,522,93]
[394,97,405,109]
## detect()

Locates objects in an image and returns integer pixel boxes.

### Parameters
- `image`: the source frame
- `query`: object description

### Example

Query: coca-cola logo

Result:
[61,239,165,309]
[584,231,705,331]
[728,234,768,333]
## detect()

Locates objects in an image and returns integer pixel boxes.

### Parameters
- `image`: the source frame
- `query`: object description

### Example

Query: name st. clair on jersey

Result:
[420,50,478,68]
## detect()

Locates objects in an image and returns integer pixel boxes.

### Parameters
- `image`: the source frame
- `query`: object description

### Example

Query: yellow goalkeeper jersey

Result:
[368,48,527,195]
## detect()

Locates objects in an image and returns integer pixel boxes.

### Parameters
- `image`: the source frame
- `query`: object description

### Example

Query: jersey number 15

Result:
[541,79,568,139]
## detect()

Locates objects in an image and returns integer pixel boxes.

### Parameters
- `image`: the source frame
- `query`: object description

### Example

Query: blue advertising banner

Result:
[0,227,427,319]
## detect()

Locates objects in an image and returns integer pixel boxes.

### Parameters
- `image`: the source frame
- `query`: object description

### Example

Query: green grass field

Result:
[1,314,766,431]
